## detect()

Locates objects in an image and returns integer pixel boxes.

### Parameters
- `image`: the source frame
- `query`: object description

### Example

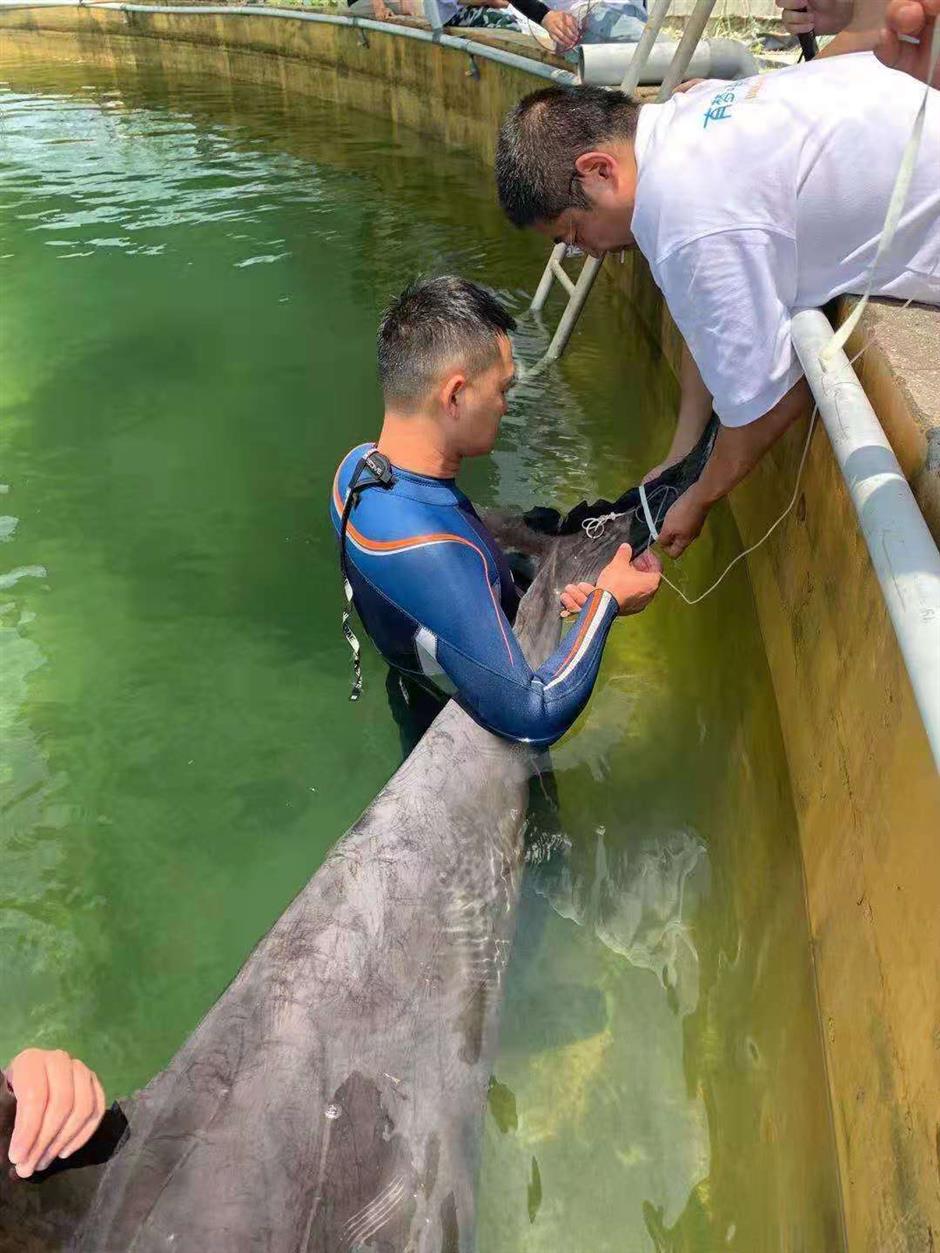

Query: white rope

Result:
[580,295,918,602]
[660,406,818,606]
[582,510,622,539]
[614,292,911,606]
[821,25,940,369]
[578,407,818,605]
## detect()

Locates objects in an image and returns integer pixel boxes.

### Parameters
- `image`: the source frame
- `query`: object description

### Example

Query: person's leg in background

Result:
[579,0,647,42]
[445,3,522,28]
[347,0,401,14]
[347,0,427,15]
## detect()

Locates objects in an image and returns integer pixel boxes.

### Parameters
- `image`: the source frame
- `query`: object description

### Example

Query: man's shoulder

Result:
[334,475,476,556]
[634,84,801,265]
[333,443,373,486]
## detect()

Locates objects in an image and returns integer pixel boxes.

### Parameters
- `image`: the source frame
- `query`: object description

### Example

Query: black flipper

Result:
[523,416,719,553]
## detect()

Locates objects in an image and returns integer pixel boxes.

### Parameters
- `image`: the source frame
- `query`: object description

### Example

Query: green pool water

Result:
[0,58,843,1251]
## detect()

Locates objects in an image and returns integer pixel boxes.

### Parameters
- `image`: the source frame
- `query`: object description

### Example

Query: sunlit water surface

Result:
[0,60,843,1251]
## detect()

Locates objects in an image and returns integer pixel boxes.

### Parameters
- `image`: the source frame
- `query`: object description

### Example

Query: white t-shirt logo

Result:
[702,86,739,129]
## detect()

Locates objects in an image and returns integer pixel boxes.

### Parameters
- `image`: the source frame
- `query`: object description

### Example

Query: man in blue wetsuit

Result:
[330,275,662,750]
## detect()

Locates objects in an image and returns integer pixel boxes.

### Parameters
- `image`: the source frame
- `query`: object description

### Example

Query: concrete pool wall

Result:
[1,7,938,1249]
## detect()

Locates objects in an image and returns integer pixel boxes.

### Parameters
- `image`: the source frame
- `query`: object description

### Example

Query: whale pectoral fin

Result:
[480,510,555,560]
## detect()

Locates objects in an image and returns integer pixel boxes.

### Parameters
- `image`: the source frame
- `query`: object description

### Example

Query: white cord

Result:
[620,288,922,607]
[661,406,818,606]
[583,510,622,539]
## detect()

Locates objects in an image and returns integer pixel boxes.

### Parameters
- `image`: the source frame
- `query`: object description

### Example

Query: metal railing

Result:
[526,0,719,373]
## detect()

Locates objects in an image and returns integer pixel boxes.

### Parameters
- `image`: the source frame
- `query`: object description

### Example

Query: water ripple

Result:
[0,81,329,259]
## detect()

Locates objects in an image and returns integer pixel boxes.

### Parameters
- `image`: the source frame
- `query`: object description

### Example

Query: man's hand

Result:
[657,486,710,559]
[4,1048,106,1178]
[559,580,596,617]
[656,379,811,560]
[774,0,852,34]
[374,1,395,19]
[542,9,580,49]
[643,344,713,486]
[596,544,662,615]
[560,548,662,616]
[877,0,940,85]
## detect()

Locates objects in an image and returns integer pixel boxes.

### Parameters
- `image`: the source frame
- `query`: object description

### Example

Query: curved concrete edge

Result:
[1,8,939,1248]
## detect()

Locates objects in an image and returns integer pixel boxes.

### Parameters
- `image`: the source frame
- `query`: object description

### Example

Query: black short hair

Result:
[377,276,516,407]
[496,86,639,228]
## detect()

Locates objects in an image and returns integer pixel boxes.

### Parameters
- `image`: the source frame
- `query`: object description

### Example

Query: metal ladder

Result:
[527,0,718,371]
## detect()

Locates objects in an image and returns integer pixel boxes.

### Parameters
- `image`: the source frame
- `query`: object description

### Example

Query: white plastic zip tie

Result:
[637,481,661,542]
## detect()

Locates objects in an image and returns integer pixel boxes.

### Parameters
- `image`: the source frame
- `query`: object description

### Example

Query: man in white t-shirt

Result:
[495,54,940,556]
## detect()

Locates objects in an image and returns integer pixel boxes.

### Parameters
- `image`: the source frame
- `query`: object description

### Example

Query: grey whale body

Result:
[0,434,714,1253]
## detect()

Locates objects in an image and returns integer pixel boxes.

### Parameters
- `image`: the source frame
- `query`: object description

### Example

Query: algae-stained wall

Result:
[619,260,940,1253]
[0,5,537,161]
[2,9,939,1250]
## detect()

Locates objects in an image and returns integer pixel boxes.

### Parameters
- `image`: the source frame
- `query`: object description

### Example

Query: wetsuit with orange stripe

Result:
[330,444,619,750]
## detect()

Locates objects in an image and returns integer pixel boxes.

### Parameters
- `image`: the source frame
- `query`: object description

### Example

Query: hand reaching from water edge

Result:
[4,1048,106,1179]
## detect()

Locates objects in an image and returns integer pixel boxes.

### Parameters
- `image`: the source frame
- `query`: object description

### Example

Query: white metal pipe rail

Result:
[547,251,577,297]
[526,0,718,368]
[792,309,940,772]
[618,0,672,94]
[582,37,758,87]
[531,241,570,313]
[656,0,717,100]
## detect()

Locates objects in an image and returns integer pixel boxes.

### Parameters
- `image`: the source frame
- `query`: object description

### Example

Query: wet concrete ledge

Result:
[1,7,939,1250]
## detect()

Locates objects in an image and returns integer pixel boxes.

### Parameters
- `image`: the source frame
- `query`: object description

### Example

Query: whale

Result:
[0,427,715,1253]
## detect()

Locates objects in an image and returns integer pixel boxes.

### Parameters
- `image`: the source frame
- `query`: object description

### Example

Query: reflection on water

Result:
[540,827,708,1020]
[0,58,842,1249]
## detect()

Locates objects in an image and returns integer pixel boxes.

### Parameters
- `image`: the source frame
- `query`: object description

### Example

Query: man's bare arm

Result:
[656,377,812,558]
[775,0,886,51]
[643,343,714,482]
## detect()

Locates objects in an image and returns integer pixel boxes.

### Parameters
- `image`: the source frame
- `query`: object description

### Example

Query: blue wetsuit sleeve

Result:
[424,542,619,749]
